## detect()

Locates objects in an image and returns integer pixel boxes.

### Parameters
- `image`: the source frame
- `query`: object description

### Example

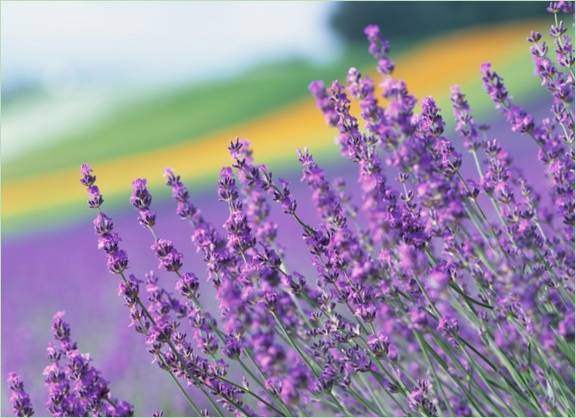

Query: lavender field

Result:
[3,1,574,417]
[4,97,570,415]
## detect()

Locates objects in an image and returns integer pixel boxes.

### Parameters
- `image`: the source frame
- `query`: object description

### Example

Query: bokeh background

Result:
[1,1,561,415]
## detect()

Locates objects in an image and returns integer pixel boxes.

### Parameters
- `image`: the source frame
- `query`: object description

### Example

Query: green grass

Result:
[2,47,375,181]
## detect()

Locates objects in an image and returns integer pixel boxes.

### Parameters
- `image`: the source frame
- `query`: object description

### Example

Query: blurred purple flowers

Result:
[9,312,133,417]
[7,374,33,417]
[8,2,575,417]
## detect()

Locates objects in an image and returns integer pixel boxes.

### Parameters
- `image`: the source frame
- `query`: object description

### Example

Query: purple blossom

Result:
[547,0,575,14]
[229,138,279,245]
[130,178,152,210]
[367,332,390,357]
[223,335,242,359]
[163,168,231,287]
[87,185,103,209]
[176,272,200,300]
[106,250,129,274]
[43,312,135,416]
[450,85,481,150]
[97,232,121,254]
[7,373,34,417]
[364,24,395,75]
[481,62,510,104]
[481,62,574,241]
[150,239,183,272]
[419,96,446,137]
[308,80,339,127]
[408,380,437,416]
[79,163,96,187]
[93,212,114,235]
[346,67,385,136]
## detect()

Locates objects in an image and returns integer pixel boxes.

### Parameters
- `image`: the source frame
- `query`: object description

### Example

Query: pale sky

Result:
[1,1,337,88]
[1,1,339,160]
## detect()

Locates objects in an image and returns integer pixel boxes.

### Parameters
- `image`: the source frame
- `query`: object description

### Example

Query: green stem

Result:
[198,384,226,417]
[157,350,205,415]
[216,375,286,417]
[456,340,520,416]
[449,282,493,309]
[414,332,454,416]
[346,380,385,416]
[271,311,357,416]
[328,390,354,417]
[238,358,293,416]
[270,312,321,377]
[118,272,207,415]
[420,334,489,416]
[358,373,391,416]
[124,273,255,416]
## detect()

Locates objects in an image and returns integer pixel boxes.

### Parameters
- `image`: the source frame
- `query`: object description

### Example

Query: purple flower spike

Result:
[158,249,183,272]
[97,232,121,254]
[51,311,72,343]
[130,178,152,210]
[44,312,134,416]
[106,250,128,274]
[450,85,481,150]
[7,373,34,417]
[308,80,339,127]
[93,212,114,235]
[367,332,390,357]
[80,163,96,187]
[408,380,437,416]
[81,163,134,278]
[481,62,509,104]
[274,178,298,214]
[364,24,395,75]
[547,0,575,14]
[130,178,157,228]
[87,185,103,209]
[528,31,542,43]
[218,167,239,202]
[137,208,156,228]
[151,239,174,257]
[118,274,140,305]
[346,67,385,136]
[223,335,242,359]
[419,96,446,137]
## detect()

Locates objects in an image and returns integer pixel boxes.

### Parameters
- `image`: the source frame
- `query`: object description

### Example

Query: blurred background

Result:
[1,1,559,415]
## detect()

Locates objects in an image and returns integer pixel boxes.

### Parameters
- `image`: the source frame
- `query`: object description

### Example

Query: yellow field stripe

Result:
[2,20,540,221]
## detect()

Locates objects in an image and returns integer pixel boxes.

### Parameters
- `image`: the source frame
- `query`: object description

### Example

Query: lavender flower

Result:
[481,62,575,241]
[7,373,34,417]
[10,312,134,417]
[365,24,395,75]
[79,163,96,187]
[308,81,339,127]
[450,85,481,151]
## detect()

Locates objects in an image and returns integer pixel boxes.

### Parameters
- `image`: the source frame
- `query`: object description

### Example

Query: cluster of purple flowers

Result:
[7,374,34,417]
[8,2,574,416]
[9,312,133,417]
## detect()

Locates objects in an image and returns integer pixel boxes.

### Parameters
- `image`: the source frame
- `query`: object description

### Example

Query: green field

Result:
[3,47,376,180]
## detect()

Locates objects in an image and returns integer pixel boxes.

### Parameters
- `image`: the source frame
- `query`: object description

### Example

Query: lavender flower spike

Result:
[365,24,395,75]
[47,311,135,416]
[7,373,34,417]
